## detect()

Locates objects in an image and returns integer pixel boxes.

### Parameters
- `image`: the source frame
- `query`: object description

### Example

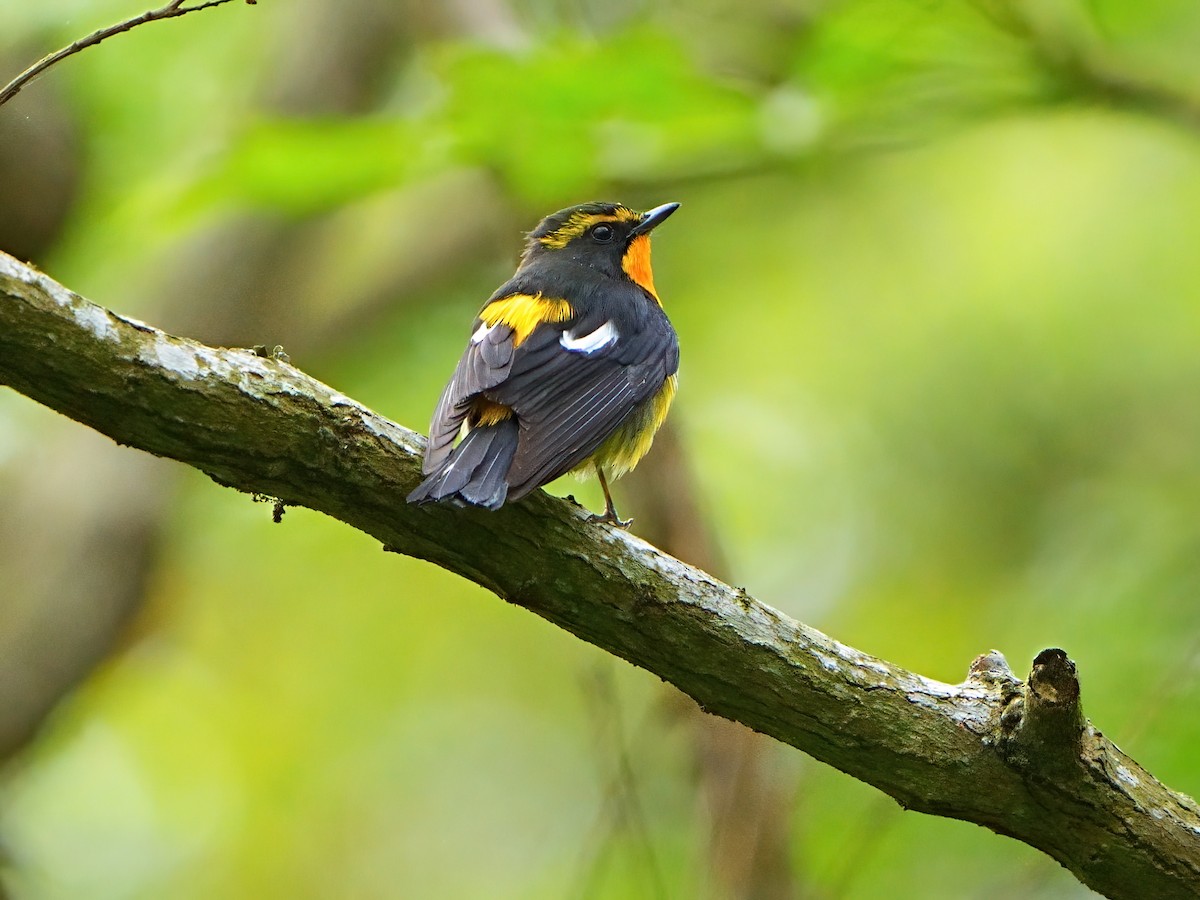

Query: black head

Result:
[520,201,680,286]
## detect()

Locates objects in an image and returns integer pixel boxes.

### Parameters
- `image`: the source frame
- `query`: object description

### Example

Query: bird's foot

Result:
[588,509,633,529]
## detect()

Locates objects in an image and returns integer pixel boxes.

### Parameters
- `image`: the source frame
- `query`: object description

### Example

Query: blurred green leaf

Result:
[187,117,422,216]
[431,28,762,200]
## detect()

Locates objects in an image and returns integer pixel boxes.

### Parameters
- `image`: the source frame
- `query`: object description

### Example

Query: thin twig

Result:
[0,0,248,109]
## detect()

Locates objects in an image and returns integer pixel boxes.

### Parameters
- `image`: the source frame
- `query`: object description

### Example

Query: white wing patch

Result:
[471,322,494,344]
[560,320,618,354]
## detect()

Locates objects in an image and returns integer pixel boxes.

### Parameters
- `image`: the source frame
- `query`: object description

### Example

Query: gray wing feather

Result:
[422,323,518,474]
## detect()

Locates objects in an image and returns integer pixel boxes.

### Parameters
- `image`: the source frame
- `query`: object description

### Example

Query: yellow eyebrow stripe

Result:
[479,293,572,346]
[537,208,641,249]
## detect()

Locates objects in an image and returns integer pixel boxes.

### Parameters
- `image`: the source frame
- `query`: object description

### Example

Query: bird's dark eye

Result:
[591,224,615,243]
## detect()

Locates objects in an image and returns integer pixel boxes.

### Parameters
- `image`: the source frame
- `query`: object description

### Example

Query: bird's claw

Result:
[588,510,633,529]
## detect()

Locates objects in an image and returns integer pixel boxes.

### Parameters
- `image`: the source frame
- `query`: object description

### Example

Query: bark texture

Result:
[2,250,1199,899]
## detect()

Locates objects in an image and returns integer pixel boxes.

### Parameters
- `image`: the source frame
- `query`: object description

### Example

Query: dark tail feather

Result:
[407,419,518,510]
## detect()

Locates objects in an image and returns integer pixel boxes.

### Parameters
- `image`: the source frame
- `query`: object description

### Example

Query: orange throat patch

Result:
[622,235,658,301]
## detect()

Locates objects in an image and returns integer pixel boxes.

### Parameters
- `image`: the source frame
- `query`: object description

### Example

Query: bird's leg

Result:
[589,466,632,528]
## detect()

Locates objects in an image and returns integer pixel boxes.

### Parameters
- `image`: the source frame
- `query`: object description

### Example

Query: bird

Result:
[407,200,681,526]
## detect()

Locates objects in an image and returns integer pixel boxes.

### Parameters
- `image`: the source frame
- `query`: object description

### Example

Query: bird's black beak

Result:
[630,202,680,237]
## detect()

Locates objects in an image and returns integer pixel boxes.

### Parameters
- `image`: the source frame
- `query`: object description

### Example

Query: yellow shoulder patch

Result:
[480,293,572,346]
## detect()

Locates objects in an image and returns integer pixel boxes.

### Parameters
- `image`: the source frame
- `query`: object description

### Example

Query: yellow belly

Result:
[576,374,678,479]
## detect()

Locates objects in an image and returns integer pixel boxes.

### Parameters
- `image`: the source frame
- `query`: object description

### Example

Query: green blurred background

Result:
[4,0,1200,897]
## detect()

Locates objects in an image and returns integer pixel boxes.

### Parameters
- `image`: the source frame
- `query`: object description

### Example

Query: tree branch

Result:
[1,249,1198,898]
[0,0,249,109]
[973,0,1200,134]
